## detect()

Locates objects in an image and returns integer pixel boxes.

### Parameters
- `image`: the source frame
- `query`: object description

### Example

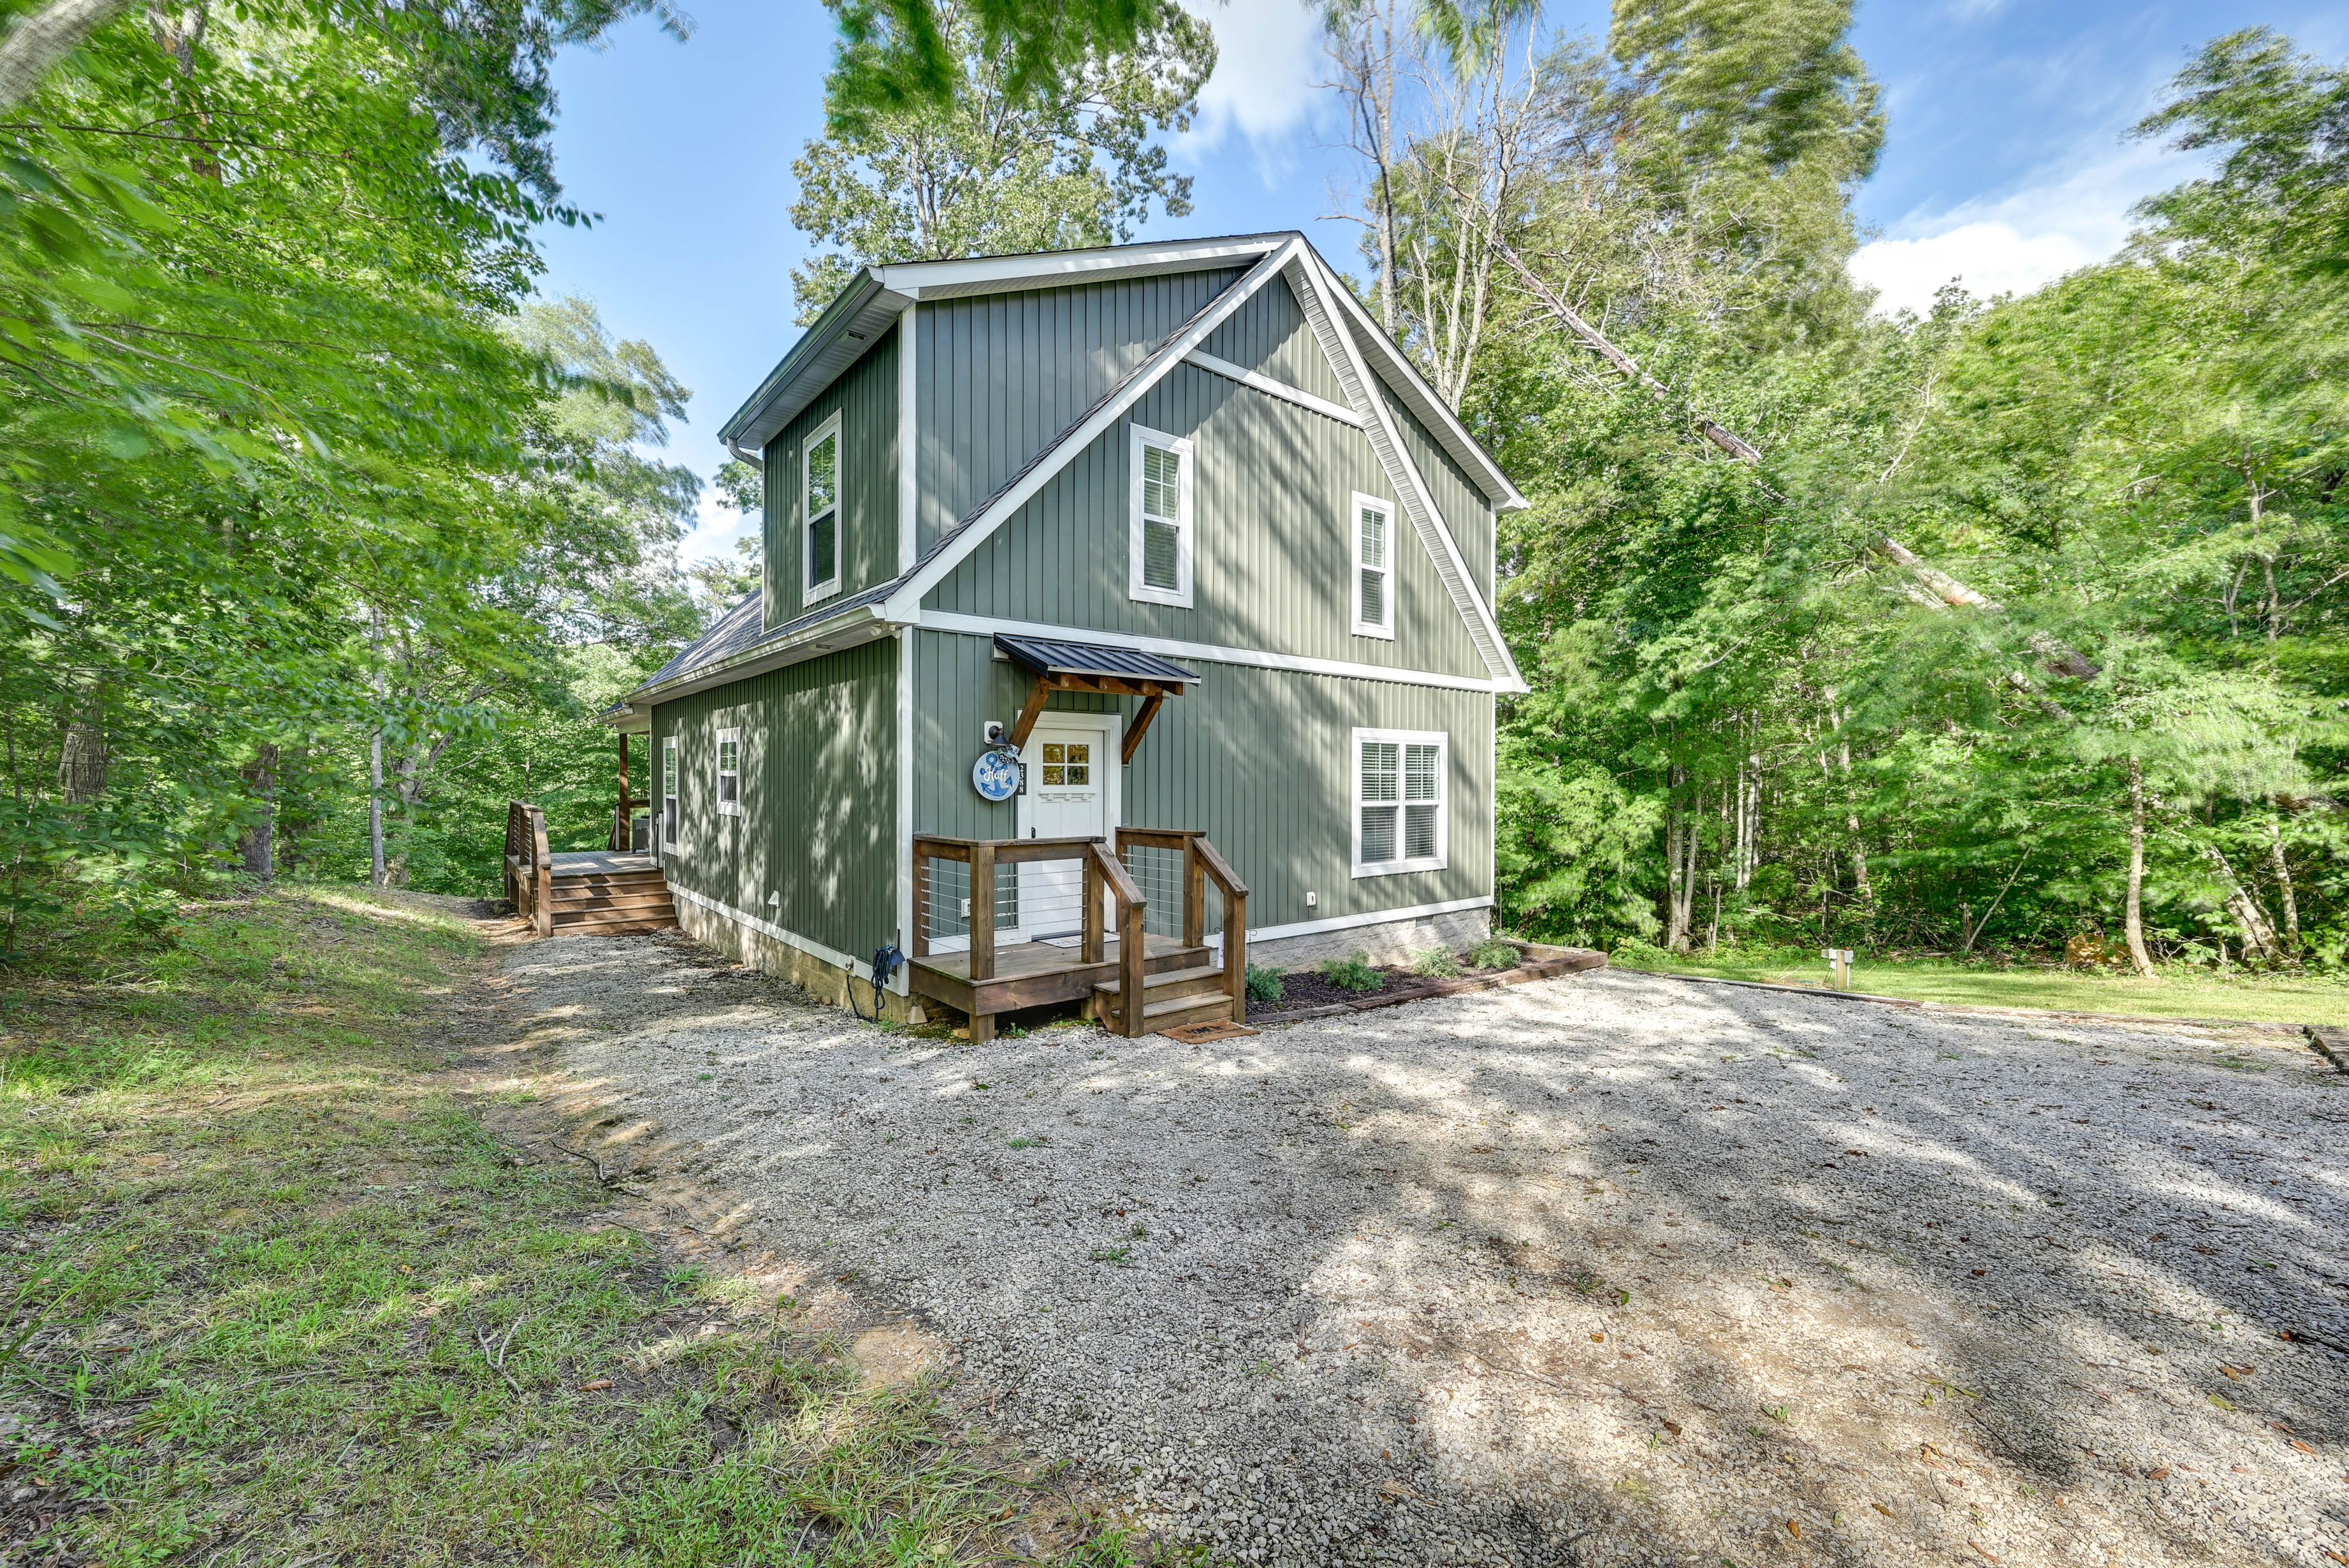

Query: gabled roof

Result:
[664,231,1534,706]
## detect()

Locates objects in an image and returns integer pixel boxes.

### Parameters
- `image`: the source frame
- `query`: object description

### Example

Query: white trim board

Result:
[1182,349,1360,426]
[882,238,1305,620]
[669,883,908,994]
[917,611,1517,694]
[1204,894,1494,952]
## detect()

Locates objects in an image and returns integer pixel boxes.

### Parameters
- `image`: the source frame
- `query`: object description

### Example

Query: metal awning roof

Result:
[994,634,1199,686]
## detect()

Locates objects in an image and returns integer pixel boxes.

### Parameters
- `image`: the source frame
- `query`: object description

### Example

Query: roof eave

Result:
[717,270,915,454]
[624,602,899,708]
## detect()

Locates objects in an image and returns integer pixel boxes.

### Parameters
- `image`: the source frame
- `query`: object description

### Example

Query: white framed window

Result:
[1128,425,1193,607]
[803,410,841,604]
[1351,491,1395,639]
[1352,728,1446,876]
[661,735,680,850]
[715,726,743,817]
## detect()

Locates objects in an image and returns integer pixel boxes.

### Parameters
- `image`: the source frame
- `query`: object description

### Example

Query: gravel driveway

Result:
[502,933,2349,1567]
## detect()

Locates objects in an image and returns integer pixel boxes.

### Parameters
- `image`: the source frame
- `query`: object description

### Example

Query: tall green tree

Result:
[787,0,1212,319]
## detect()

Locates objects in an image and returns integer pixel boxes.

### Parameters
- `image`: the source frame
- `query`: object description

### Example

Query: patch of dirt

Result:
[493,929,2349,1568]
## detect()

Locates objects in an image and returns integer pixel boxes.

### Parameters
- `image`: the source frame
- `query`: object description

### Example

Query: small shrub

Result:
[1413,947,1465,978]
[1244,962,1286,1002]
[1318,951,1386,993]
[1466,938,1521,971]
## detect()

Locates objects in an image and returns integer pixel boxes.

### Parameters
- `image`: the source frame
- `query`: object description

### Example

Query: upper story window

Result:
[804,412,841,603]
[1129,425,1193,608]
[661,736,680,850]
[1352,492,1395,640]
[716,727,743,817]
[1353,728,1446,876]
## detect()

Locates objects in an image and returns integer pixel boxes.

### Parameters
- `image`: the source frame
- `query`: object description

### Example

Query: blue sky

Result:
[530,1,2344,564]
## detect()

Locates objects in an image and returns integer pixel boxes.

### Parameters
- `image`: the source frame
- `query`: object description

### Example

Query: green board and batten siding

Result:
[909,631,1490,927]
[762,331,898,630]
[648,640,898,964]
[913,269,1243,554]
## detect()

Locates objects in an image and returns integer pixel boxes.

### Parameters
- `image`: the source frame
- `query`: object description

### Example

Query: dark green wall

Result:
[924,359,1492,681]
[763,330,898,630]
[648,637,898,961]
[913,268,1243,554]
[910,630,1490,928]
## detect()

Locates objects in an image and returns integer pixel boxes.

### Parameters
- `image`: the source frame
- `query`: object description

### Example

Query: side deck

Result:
[505,802,678,937]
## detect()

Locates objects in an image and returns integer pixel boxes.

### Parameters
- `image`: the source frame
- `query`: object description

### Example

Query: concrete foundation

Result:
[1243,904,1495,971]
[671,894,922,1024]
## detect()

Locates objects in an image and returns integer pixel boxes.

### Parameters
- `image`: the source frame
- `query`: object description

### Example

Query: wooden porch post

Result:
[968,842,997,1042]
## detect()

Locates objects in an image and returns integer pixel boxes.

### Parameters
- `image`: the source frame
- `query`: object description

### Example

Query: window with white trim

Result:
[715,727,743,817]
[1129,425,1193,607]
[803,411,841,602]
[1353,728,1446,876]
[1351,492,1394,639]
[661,735,680,850]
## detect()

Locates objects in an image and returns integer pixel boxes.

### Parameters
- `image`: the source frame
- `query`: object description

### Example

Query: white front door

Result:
[1015,713,1120,940]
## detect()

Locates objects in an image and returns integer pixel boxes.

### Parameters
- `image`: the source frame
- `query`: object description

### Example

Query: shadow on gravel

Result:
[504,936,2349,1568]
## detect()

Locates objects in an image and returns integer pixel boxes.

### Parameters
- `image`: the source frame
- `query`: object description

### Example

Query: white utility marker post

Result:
[1821,948,1855,991]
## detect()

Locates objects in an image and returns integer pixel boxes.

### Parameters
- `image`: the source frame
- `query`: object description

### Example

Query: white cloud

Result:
[1851,136,2200,314]
[675,484,755,565]
[1177,0,1328,157]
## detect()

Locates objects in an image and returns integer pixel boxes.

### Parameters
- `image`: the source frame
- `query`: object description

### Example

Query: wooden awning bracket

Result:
[1008,672,1185,754]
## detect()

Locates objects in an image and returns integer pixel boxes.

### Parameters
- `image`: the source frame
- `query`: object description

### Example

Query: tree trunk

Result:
[236,744,277,879]
[2124,759,2155,979]
[0,0,136,113]
[2268,817,2299,950]
[2204,843,2278,959]
[57,719,106,804]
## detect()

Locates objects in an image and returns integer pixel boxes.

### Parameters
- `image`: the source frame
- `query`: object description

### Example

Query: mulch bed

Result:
[1244,943,1605,1026]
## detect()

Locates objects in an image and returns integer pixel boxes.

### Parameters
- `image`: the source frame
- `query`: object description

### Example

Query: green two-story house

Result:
[602,232,1527,1031]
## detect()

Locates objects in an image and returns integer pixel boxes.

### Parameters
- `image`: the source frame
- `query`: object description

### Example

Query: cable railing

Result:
[907,828,1247,1038]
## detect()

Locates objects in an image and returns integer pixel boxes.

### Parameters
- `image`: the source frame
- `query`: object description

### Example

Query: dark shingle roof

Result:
[634,580,897,699]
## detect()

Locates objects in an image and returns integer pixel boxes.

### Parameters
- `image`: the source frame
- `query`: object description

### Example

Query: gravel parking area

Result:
[501,933,2349,1567]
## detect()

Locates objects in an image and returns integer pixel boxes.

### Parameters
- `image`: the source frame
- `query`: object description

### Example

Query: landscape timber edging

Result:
[2305,1025,2349,1073]
[1244,945,1606,1029]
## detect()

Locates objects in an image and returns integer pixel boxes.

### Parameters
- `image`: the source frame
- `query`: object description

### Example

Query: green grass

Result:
[0,889,1062,1565]
[1618,948,2349,1025]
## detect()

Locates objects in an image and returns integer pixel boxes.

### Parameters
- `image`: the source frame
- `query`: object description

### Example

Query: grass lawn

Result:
[1615,950,2349,1026]
[0,889,1087,1565]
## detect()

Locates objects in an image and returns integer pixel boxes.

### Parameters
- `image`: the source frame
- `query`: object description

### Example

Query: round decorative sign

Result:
[971,748,1021,802]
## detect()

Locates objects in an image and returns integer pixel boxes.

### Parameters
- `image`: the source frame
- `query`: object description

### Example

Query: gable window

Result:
[715,727,743,817]
[803,412,841,603]
[1352,492,1395,639]
[661,736,680,850]
[1129,425,1193,607]
[1353,728,1446,876]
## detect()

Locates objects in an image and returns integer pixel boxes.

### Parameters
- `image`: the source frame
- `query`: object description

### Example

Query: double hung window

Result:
[1351,493,1394,639]
[716,727,742,816]
[1129,426,1193,607]
[1353,729,1446,875]
[661,736,680,850]
[804,412,841,602]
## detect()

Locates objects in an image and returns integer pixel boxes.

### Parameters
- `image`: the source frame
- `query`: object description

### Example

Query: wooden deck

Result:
[908,933,1210,1022]
[549,850,658,878]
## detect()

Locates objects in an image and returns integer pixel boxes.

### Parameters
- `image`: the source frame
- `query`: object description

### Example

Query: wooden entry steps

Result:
[1091,962,1232,1036]
[505,801,677,938]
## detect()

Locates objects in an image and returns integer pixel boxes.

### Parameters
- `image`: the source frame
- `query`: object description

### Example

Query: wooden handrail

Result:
[1192,836,1249,1022]
[505,799,552,938]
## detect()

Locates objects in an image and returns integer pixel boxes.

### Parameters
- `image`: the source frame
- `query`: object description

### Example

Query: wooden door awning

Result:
[994,634,1199,761]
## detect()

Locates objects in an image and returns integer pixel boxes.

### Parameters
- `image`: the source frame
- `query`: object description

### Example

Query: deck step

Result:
[1129,994,1239,1034]
[1092,964,1227,1005]
[548,885,676,911]
[549,872,669,894]
[1093,965,1234,1030]
[549,910,676,934]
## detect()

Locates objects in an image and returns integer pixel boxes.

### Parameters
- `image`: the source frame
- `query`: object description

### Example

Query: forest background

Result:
[1,0,2343,980]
